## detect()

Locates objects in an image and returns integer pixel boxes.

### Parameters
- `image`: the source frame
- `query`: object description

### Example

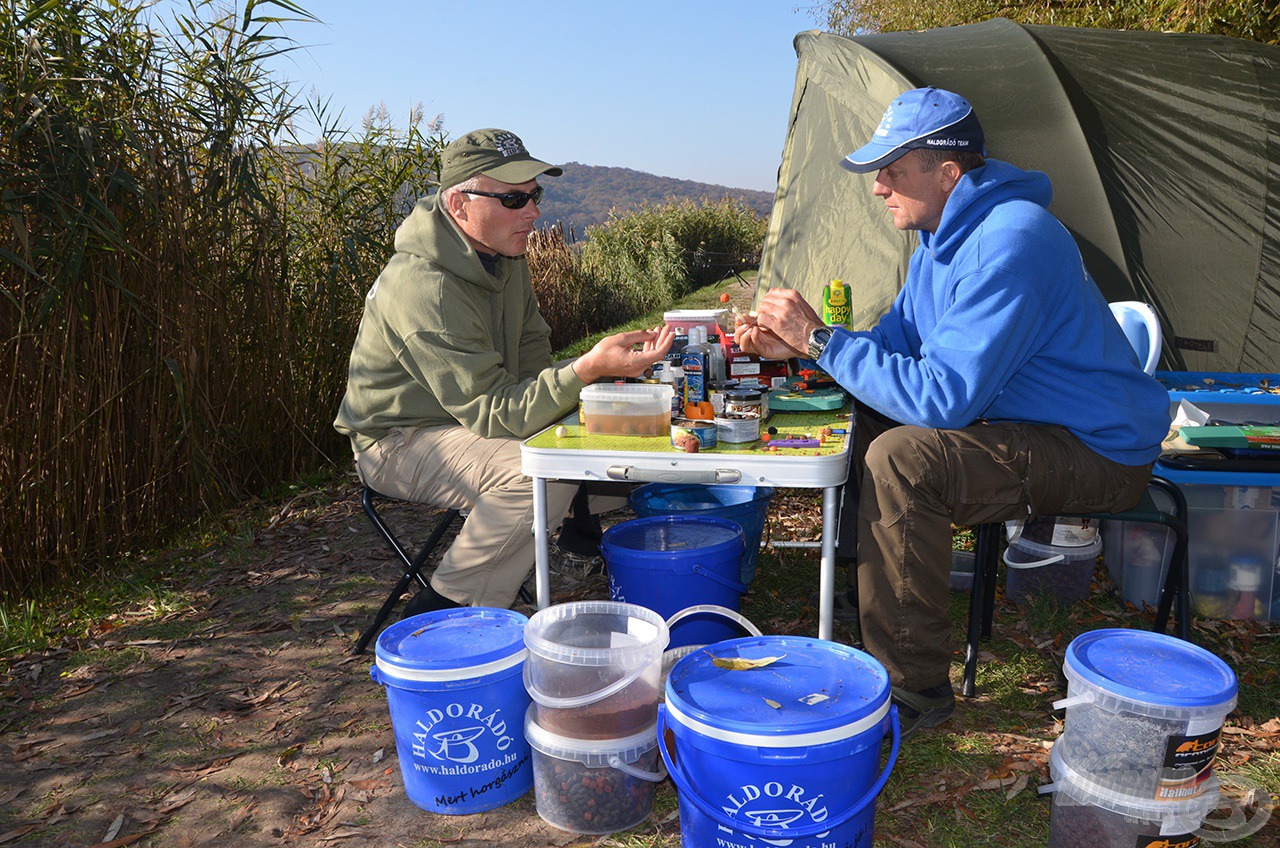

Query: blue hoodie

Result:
[819,159,1170,465]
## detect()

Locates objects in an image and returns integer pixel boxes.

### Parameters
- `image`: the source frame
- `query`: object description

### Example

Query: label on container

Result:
[682,351,707,404]
[1155,727,1221,800]
[1134,835,1199,848]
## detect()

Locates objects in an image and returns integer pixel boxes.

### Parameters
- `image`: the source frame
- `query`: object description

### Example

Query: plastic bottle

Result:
[821,278,851,329]
[681,326,711,406]
[658,364,684,417]
[707,333,727,383]
[1228,560,1263,619]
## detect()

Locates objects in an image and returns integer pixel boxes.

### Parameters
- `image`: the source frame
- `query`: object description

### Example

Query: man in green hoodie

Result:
[335,129,673,616]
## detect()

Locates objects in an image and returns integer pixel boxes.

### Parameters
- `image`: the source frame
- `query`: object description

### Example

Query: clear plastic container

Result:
[579,383,674,436]
[1054,629,1237,801]
[664,308,728,336]
[1003,535,1102,606]
[524,707,664,835]
[524,601,668,740]
[1043,743,1219,848]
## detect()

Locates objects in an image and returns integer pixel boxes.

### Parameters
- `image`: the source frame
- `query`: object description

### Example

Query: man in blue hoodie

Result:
[736,88,1170,738]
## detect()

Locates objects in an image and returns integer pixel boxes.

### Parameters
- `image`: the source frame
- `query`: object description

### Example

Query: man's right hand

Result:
[735,313,805,360]
[572,326,675,384]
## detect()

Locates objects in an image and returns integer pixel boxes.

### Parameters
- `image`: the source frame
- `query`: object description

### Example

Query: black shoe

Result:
[806,587,859,622]
[554,519,602,558]
[891,682,956,740]
[401,583,462,619]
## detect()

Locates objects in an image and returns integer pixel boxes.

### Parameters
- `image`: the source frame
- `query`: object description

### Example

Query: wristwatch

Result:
[807,326,834,360]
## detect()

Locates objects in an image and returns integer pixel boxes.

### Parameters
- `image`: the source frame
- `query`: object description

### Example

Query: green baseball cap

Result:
[438,128,563,190]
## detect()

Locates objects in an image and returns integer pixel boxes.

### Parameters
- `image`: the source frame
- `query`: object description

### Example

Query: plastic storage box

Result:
[1103,520,1176,609]
[1119,371,1280,621]
[579,383,674,436]
[663,309,727,336]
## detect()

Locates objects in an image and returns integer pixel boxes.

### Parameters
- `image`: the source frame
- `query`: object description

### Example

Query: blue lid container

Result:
[374,607,528,690]
[1063,629,1237,716]
[665,635,890,742]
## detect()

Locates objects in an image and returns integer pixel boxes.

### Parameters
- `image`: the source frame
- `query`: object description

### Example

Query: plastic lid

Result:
[665,309,727,320]
[1228,562,1264,591]
[1048,743,1221,822]
[523,706,657,764]
[664,636,890,746]
[1006,535,1102,564]
[524,601,669,667]
[580,383,674,402]
[601,516,745,566]
[375,607,527,681]
[1063,629,1237,710]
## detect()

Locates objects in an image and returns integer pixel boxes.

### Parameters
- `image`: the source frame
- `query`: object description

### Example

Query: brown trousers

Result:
[852,408,1152,691]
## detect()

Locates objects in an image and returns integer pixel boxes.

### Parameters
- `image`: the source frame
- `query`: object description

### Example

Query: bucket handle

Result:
[688,563,750,593]
[1051,692,1094,711]
[524,659,652,711]
[656,703,901,840]
[665,604,762,638]
[608,753,668,783]
[1002,549,1066,569]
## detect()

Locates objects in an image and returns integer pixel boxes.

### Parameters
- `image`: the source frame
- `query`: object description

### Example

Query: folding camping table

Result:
[520,407,854,640]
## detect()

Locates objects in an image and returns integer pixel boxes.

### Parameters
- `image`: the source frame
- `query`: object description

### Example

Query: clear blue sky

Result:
[259,1,825,192]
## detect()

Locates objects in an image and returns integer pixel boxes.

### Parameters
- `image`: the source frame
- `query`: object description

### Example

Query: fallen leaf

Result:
[710,654,785,670]
[764,698,781,709]
[102,813,124,842]
[1005,773,1031,800]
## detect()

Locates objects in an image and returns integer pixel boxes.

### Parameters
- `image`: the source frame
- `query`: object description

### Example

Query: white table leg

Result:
[819,485,838,641]
[533,477,551,609]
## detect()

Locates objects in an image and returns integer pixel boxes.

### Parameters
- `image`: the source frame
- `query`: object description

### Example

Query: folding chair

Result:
[962,475,1191,696]
[352,487,462,655]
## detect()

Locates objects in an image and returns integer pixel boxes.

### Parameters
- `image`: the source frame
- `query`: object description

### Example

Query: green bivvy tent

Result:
[757,19,1280,373]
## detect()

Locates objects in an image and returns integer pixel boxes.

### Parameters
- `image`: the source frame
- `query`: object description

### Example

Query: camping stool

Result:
[352,487,463,655]
[962,475,1191,696]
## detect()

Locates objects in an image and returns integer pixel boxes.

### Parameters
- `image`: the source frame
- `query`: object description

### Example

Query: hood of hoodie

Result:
[921,159,1054,262]
[392,193,509,293]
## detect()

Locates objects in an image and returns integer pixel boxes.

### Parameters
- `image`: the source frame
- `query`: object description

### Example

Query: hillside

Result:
[539,162,774,236]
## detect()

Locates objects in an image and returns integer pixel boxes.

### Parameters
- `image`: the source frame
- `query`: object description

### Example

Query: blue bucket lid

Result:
[602,515,744,562]
[1064,629,1237,709]
[375,607,527,682]
[629,483,773,512]
[664,636,890,745]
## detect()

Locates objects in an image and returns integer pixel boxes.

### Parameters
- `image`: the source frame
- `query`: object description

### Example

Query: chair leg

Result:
[1148,477,1192,641]
[963,523,1001,697]
[353,488,461,655]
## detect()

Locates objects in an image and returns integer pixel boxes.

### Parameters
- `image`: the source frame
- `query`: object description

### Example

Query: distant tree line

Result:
[812,0,1277,44]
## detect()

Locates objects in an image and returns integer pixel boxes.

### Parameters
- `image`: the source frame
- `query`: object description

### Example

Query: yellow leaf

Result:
[710,654,785,670]
[764,698,781,709]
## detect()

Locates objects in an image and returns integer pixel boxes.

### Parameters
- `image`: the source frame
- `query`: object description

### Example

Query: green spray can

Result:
[821,279,851,329]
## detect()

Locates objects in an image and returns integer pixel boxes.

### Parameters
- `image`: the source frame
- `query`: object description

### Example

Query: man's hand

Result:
[734,312,805,360]
[753,289,825,354]
[572,325,675,383]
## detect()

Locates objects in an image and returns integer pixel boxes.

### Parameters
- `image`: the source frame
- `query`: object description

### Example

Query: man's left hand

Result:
[572,326,674,383]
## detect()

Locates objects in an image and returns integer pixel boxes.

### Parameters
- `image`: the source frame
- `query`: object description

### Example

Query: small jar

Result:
[724,388,763,418]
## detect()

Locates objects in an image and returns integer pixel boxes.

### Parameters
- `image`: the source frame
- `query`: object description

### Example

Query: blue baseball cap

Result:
[841,87,985,174]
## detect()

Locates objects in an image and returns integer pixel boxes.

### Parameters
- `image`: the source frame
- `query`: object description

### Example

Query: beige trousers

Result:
[853,410,1152,691]
[355,425,627,608]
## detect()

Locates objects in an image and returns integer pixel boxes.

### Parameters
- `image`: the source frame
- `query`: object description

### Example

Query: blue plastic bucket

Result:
[602,516,747,649]
[371,608,532,814]
[658,636,900,848]
[628,483,774,584]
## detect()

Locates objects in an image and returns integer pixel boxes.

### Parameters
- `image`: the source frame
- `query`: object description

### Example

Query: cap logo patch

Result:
[492,131,526,158]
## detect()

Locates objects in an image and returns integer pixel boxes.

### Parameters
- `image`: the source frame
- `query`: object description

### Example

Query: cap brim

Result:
[482,158,563,185]
[839,141,910,174]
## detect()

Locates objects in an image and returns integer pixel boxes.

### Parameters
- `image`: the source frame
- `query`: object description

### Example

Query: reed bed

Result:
[0,0,766,599]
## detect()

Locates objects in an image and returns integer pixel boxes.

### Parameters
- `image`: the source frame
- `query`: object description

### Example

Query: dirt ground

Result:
[0,479,671,848]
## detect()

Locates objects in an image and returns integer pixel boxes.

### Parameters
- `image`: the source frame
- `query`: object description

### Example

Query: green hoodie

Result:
[333,195,585,452]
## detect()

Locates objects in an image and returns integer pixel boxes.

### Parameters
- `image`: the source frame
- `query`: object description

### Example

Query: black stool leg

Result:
[1149,477,1191,641]
[353,488,461,655]
[963,523,1001,697]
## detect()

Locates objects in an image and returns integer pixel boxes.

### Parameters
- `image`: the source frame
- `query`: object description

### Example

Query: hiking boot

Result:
[401,582,462,619]
[891,682,956,740]
[806,587,859,622]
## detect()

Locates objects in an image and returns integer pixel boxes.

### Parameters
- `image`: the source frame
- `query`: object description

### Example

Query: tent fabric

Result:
[758,19,1280,373]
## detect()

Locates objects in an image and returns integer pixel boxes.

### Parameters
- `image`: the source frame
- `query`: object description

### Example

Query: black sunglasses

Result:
[463,185,544,209]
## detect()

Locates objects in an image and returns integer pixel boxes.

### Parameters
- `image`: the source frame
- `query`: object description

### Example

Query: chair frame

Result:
[962,475,1191,696]
[352,487,461,655]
